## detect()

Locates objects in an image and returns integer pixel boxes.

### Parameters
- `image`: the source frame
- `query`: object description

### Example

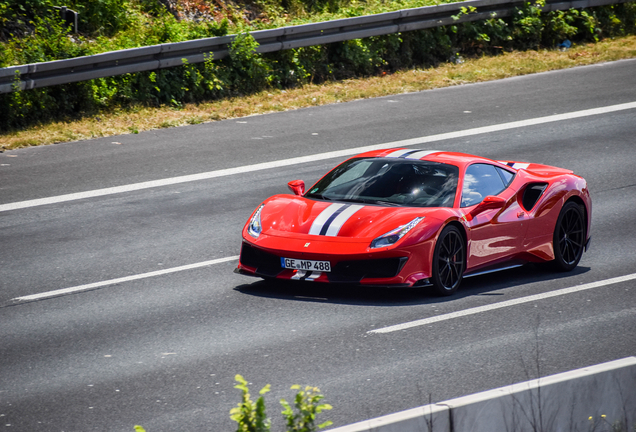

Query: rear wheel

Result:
[431,225,465,296]
[552,201,585,271]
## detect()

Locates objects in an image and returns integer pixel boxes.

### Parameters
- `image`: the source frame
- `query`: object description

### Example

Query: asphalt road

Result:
[1,59,635,432]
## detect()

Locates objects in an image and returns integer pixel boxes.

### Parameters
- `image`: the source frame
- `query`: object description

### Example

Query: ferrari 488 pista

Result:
[236,149,591,295]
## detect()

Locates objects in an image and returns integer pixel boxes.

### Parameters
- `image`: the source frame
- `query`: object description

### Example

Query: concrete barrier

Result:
[330,357,636,432]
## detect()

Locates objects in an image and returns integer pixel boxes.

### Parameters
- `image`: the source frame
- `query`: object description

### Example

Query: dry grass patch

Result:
[1,35,635,151]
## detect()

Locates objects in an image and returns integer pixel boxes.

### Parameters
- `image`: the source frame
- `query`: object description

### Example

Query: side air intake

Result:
[521,183,548,211]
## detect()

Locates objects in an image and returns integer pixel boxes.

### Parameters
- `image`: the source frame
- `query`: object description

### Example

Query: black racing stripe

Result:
[300,271,313,281]
[319,204,350,235]
[507,162,515,167]
[398,149,422,158]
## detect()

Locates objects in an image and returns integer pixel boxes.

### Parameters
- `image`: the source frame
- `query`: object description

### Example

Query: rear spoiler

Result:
[498,161,574,176]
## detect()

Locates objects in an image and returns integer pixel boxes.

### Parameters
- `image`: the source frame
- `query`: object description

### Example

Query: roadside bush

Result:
[230,375,332,432]
[5,14,89,63]
[594,2,636,37]
[133,375,331,432]
[0,1,635,132]
[227,33,273,94]
[0,0,53,40]
[280,384,333,432]
[265,48,311,88]
[66,0,133,35]
[0,0,136,39]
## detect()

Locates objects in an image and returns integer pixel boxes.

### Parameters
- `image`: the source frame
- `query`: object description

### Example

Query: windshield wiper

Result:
[369,200,401,206]
[305,193,332,200]
[337,198,402,206]
[334,198,369,204]
[306,195,401,206]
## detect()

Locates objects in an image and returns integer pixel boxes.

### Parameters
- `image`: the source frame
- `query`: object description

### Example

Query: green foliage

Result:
[266,48,311,87]
[293,44,334,83]
[227,33,272,94]
[0,0,635,132]
[593,3,636,37]
[269,0,352,16]
[66,0,133,35]
[230,374,272,432]
[332,38,385,76]
[134,377,332,432]
[0,0,53,30]
[5,14,89,64]
[0,69,95,130]
[280,385,333,432]
[229,376,332,432]
[512,0,545,49]
[0,0,135,39]
[543,9,587,45]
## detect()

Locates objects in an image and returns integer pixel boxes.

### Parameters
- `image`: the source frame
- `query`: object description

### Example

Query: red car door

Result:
[460,163,529,270]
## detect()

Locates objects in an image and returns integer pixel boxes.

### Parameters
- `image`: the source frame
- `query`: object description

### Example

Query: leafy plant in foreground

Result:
[230,374,272,432]
[229,375,332,432]
[280,385,333,432]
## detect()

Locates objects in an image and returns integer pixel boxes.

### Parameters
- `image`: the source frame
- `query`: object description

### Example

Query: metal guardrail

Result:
[0,0,628,94]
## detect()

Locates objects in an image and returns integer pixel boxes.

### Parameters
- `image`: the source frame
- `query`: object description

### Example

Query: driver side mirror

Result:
[469,195,506,218]
[287,180,305,196]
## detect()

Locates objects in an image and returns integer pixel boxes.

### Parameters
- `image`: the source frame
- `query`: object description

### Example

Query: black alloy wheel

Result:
[431,225,465,296]
[552,201,585,271]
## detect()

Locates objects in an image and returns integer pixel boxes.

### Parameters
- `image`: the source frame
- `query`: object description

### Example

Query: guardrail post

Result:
[54,6,79,33]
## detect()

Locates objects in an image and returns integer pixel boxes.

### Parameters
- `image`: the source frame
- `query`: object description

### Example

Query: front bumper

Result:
[237,241,412,286]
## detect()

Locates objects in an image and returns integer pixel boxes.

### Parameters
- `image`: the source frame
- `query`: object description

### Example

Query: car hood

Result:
[258,195,446,240]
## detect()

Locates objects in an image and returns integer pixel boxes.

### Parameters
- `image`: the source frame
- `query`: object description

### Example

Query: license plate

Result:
[281,258,331,273]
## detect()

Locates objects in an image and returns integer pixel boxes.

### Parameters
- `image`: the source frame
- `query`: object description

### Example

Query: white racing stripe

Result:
[403,150,442,160]
[10,255,239,303]
[385,149,415,158]
[512,163,530,169]
[2,102,635,213]
[368,273,636,334]
[385,149,443,159]
[291,270,322,281]
[325,204,364,236]
[309,203,346,235]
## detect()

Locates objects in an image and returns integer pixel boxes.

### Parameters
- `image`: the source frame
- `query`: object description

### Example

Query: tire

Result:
[431,225,465,296]
[552,201,585,272]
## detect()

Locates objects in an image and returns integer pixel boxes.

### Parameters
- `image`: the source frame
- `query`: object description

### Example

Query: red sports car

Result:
[236,149,591,295]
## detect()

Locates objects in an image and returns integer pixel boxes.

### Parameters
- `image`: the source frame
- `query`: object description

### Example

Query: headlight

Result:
[370,217,425,249]
[247,204,265,238]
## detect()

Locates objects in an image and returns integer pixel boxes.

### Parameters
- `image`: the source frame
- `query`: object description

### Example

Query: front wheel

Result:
[431,225,465,296]
[552,201,585,272]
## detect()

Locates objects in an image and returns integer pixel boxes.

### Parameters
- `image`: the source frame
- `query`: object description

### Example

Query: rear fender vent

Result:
[521,182,548,211]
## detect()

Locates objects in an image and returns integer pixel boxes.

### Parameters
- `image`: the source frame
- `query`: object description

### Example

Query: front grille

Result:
[329,257,408,283]
[240,243,283,277]
[241,243,407,283]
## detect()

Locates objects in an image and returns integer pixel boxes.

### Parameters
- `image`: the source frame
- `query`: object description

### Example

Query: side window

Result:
[461,164,506,207]
[496,167,515,186]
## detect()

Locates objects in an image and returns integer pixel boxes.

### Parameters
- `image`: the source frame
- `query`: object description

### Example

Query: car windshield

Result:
[305,157,459,208]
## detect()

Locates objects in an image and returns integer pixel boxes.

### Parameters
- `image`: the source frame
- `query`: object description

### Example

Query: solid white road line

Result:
[369,273,636,334]
[2,101,635,213]
[11,255,239,303]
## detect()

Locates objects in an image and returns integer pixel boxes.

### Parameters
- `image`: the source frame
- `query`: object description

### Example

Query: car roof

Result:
[352,149,510,171]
